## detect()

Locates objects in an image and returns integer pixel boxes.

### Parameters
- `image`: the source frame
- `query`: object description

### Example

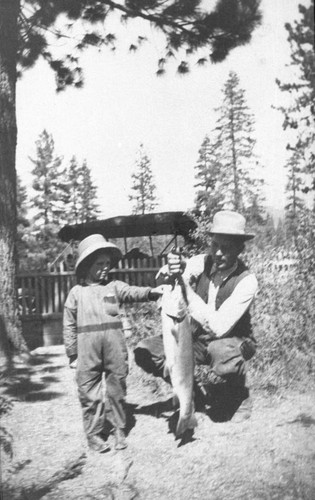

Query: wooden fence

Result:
[17,256,167,317]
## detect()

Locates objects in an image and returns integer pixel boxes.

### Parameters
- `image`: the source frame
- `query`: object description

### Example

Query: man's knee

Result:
[206,337,246,379]
[239,338,257,360]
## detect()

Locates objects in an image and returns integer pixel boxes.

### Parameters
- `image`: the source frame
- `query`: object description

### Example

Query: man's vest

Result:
[191,254,254,341]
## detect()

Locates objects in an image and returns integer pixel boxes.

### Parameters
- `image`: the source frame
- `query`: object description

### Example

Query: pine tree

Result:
[65,156,99,224]
[262,213,277,247]
[275,218,287,247]
[284,148,306,238]
[27,130,69,266]
[193,72,265,235]
[15,1,262,87]
[276,0,315,195]
[129,145,158,215]
[79,160,100,223]
[16,175,29,229]
[30,130,68,227]
[194,135,224,217]
[246,194,266,227]
[66,156,81,225]
[214,71,265,214]
[16,175,30,269]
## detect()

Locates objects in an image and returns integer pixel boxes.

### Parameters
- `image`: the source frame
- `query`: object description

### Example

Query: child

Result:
[63,234,163,452]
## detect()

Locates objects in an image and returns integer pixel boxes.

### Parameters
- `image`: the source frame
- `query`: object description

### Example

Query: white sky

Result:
[16,0,308,219]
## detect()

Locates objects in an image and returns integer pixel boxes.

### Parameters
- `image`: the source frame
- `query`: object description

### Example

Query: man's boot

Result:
[194,364,227,411]
[231,388,253,423]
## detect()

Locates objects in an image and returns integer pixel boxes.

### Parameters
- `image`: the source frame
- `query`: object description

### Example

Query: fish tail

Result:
[175,412,198,438]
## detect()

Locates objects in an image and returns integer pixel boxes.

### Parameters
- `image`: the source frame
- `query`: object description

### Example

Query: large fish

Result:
[161,276,197,438]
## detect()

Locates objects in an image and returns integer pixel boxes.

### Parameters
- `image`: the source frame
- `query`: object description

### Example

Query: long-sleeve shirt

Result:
[63,280,152,358]
[184,255,258,338]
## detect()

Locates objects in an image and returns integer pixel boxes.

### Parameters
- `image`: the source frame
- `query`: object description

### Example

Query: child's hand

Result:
[149,285,170,300]
[153,284,170,295]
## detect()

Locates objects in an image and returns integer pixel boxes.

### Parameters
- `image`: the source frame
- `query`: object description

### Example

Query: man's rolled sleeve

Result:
[187,294,217,338]
[188,274,258,338]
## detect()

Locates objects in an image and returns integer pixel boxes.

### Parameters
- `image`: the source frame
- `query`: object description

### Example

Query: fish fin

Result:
[163,365,170,379]
[172,394,179,407]
[175,413,198,438]
[163,305,187,321]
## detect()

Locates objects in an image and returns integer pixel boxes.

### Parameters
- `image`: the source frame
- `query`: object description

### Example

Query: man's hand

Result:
[155,248,186,284]
[167,249,186,276]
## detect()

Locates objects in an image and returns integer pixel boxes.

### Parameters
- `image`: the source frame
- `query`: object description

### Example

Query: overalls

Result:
[64,280,151,439]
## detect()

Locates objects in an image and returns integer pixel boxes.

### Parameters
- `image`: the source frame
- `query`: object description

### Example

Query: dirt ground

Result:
[1,345,315,500]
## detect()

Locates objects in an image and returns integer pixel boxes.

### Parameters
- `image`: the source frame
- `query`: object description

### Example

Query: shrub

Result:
[247,212,315,390]
[124,302,162,350]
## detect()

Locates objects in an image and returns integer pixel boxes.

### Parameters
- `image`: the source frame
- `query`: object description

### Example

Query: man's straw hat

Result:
[209,211,255,240]
[75,234,122,271]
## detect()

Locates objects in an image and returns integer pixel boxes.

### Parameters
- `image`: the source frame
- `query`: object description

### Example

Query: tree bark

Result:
[0,0,28,367]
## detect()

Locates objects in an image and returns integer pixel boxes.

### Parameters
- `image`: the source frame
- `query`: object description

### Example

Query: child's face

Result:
[87,251,112,283]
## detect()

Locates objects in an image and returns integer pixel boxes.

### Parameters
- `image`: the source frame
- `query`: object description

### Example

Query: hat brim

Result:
[209,230,255,240]
[75,243,122,271]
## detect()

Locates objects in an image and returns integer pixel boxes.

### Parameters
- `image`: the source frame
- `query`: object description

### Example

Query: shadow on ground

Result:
[0,352,65,403]
[134,392,246,423]
[2,453,87,500]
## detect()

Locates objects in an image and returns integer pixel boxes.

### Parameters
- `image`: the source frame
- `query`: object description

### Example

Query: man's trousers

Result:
[134,334,255,386]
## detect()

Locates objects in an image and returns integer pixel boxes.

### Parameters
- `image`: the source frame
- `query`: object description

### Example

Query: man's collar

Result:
[210,260,238,282]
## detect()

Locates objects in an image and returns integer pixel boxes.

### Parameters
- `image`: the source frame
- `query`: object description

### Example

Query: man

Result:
[63,234,164,453]
[134,210,258,421]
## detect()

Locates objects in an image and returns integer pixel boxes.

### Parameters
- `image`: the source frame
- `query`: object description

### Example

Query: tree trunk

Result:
[0,0,28,367]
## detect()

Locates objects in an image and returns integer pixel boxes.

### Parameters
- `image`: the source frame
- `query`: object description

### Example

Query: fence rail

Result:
[17,256,167,317]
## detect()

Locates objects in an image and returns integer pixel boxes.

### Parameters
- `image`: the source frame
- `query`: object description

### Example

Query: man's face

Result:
[210,234,244,271]
[87,251,112,283]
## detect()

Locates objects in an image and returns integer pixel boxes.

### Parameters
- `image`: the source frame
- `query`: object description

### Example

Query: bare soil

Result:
[1,346,315,500]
